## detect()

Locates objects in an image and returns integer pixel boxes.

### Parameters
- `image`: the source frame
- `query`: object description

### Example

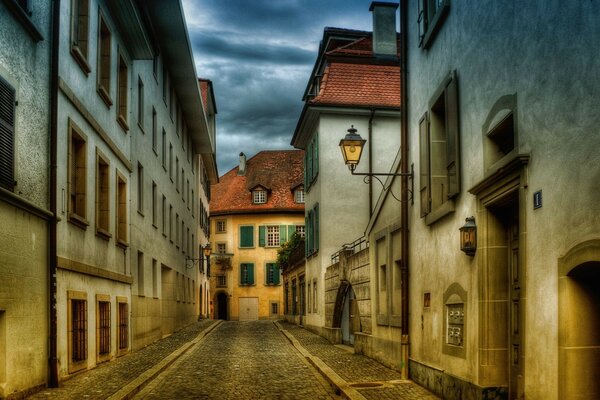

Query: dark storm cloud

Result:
[182,0,377,173]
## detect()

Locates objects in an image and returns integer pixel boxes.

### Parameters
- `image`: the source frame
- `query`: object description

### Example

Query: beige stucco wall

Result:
[405,1,600,398]
[0,1,52,396]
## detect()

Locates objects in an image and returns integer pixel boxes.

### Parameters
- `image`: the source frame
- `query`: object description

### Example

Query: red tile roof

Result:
[310,62,400,108]
[210,150,305,216]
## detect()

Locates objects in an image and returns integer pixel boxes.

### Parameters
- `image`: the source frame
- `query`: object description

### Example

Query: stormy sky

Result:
[182,0,396,175]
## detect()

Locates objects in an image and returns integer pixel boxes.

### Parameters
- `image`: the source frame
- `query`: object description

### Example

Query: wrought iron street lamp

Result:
[459,217,477,256]
[186,243,212,273]
[339,125,413,202]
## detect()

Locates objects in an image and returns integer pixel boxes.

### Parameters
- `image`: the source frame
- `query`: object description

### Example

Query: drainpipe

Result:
[48,0,60,387]
[399,0,410,380]
[367,108,375,214]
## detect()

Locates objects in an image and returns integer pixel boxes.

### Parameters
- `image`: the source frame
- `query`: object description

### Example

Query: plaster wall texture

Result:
[0,2,52,396]
[215,213,303,320]
[404,1,600,398]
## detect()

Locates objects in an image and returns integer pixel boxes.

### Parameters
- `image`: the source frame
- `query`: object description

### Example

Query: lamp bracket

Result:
[350,164,414,204]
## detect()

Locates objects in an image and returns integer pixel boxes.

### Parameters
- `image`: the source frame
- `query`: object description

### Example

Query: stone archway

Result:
[333,282,360,345]
[558,240,600,399]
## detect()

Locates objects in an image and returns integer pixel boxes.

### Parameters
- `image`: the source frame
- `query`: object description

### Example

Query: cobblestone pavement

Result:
[279,321,440,399]
[134,320,339,400]
[27,319,216,400]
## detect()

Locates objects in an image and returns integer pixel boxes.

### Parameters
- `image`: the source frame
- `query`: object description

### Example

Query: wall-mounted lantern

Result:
[459,217,477,256]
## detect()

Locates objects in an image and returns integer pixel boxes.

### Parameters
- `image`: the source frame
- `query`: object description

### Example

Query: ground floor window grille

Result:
[118,301,128,350]
[98,301,110,355]
[71,299,87,362]
[217,275,227,287]
[271,302,279,315]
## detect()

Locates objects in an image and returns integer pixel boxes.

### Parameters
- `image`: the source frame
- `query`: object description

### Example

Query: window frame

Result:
[115,170,128,247]
[116,297,129,356]
[265,262,280,286]
[68,290,88,373]
[96,11,112,107]
[70,0,91,73]
[0,75,16,192]
[96,294,111,362]
[216,219,226,233]
[418,0,450,49]
[116,50,129,131]
[68,119,88,228]
[95,148,111,239]
[253,189,267,204]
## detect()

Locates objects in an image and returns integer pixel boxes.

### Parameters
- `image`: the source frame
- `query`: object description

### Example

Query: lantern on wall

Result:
[459,217,477,256]
[339,125,366,172]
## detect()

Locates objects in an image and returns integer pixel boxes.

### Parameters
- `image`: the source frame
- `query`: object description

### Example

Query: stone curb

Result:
[274,321,366,400]
[106,320,222,400]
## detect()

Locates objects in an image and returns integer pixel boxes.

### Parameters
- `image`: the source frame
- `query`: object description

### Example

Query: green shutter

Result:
[279,225,287,245]
[314,204,319,251]
[305,214,309,255]
[445,71,460,198]
[259,225,266,247]
[313,133,319,177]
[240,225,254,247]
[248,263,254,285]
[288,225,296,240]
[273,264,280,285]
[419,113,431,217]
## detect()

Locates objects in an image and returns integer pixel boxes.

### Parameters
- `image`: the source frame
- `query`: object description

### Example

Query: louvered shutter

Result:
[445,72,460,198]
[273,264,280,285]
[419,113,431,217]
[240,226,254,247]
[287,225,296,240]
[247,263,254,285]
[0,76,15,191]
[258,225,266,247]
[279,225,287,245]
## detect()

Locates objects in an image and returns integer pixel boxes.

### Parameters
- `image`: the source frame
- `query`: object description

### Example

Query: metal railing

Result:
[330,235,369,264]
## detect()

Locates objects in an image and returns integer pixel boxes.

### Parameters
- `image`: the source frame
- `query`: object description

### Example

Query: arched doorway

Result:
[216,292,229,320]
[559,244,600,399]
[333,282,360,345]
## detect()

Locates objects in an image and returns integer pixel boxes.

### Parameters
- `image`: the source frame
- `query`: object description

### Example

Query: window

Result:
[485,109,516,170]
[313,280,317,313]
[217,242,227,254]
[97,13,112,106]
[117,53,129,130]
[116,171,128,246]
[175,157,179,192]
[266,263,280,285]
[137,251,144,295]
[169,143,173,180]
[68,120,87,226]
[169,204,173,242]
[95,150,110,237]
[152,182,157,227]
[0,75,15,191]
[418,0,450,49]
[304,133,319,190]
[419,71,459,225]
[239,225,254,248]
[152,54,158,80]
[217,275,227,287]
[70,0,91,73]
[240,263,254,285]
[175,213,179,248]
[152,259,158,297]
[253,189,267,204]
[137,162,143,214]
[216,219,226,233]
[117,297,128,354]
[152,107,157,153]
[295,188,305,203]
[295,225,305,238]
[96,296,110,359]
[270,302,279,316]
[266,226,280,247]
[68,291,87,373]
[137,77,144,129]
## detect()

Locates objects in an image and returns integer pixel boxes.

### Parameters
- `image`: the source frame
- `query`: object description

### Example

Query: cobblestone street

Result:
[28,320,439,399]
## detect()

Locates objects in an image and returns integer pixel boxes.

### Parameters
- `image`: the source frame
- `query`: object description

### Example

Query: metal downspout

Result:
[399,0,410,380]
[48,0,60,387]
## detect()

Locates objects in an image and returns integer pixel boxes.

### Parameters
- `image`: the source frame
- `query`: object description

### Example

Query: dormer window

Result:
[253,189,267,204]
[295,188,305,204]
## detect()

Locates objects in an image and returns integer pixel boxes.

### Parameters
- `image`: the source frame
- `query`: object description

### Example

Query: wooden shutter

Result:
[248,263,254,285]
[305,214,310,255]
[419,113,431,217]
[0,76,15,191]
[287,225,296,240]
[313,133,319,177]
[445,72,460,198]
[240,226,254,247]
[273,264,280,285]
[279,225,287,245]
[314,204,319,251]
[258,225,266,247]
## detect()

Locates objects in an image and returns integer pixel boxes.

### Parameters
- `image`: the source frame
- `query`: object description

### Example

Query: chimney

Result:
[369,2,398,57]
[238,152,246,176]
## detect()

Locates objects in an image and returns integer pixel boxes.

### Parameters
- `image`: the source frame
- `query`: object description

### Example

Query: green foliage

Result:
[276,232,303,270]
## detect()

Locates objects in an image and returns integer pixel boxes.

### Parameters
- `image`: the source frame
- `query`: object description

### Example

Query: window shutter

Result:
[248,263,254,285]
[240,225,254,247]
[287,225,295,240]
[314,204,319,251]
[258,225,266,247]
[445,72,460,198]
[313,133,319,176]
[279,224,287,245]
[307,141,313,184]
[0,76,16,191]
[307,211,313,255]
[305,214,310,255]
[419,113,431,217]
[273,264,280,285]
